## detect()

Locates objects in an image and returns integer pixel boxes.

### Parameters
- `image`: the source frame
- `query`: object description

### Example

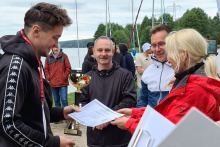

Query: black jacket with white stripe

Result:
[0,31,64,147]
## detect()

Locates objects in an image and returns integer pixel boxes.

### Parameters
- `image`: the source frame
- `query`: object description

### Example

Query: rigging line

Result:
[75,0,80,67]
[127,0,144,49]
[108,0,112,37]
[163,0,167,25]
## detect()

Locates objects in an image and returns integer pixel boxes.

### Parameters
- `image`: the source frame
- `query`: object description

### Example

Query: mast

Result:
[105,0,108,36]
[75,0,80,67]
[161,0,163,24]
[132,0,135,52]
[127,0,143,49]
[152,0,155,28]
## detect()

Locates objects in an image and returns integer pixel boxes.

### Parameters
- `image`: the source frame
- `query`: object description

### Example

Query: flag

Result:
[217,0,220,20]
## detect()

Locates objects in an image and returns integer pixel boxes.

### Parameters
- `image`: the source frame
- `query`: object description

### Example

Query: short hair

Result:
[94,36,113,50]
[165,28,219,81]
[110,37,116,49]
[24,2,72,32]
[150,24,172,36]
[88,46,93,55]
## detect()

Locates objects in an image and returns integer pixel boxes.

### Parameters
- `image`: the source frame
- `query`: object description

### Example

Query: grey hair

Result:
[94,36,114,50]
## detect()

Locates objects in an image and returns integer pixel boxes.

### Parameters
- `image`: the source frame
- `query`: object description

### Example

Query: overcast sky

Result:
[0,0,218,41]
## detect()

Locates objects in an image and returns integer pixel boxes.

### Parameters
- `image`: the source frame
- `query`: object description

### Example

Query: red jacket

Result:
[125,75,220,134]
[44,51,71,88]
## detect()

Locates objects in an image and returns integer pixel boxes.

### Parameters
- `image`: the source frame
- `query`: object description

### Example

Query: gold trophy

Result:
[68,73,91,93]
[64,73,91,136]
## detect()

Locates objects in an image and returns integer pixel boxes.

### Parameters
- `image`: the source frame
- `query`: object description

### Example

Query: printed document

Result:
[68,99,124,127]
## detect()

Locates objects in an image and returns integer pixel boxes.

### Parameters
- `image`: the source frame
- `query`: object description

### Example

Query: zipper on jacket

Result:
[157,63,164,105]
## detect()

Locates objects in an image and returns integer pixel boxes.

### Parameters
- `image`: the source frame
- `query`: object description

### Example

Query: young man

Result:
[79,36,137,147]
[0,3,79,147]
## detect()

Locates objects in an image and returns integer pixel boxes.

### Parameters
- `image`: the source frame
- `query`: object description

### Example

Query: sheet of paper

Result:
[158,108,220,147]
[68,99,124,127]
[128,105,175,147]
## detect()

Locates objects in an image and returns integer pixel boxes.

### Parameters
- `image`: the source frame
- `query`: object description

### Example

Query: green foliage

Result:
[92,8,220,50]
[113,30,129,45]
[93,23,106,41]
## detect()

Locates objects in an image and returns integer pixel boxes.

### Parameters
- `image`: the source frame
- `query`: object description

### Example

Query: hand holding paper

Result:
[68,99,124,127]
[111,117,129,130]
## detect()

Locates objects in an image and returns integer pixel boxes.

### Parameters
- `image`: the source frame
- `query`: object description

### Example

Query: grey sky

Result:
[0,0,218,41]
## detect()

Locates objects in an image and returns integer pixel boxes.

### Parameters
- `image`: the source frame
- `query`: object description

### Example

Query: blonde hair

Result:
[205,56,220,81]
[165,28,220,81]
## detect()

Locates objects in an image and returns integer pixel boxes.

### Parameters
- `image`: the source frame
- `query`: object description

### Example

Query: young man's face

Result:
[93,39,114,67]
[151,30,168,62]
[33,25,63,57]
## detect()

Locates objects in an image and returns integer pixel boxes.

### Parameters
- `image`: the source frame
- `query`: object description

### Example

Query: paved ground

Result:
[50,122,87,147]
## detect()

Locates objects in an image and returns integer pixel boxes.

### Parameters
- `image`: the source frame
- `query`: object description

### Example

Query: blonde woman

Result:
[111,28,220,134]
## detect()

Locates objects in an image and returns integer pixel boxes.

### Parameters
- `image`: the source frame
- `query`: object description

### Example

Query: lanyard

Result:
[20,29,44,101]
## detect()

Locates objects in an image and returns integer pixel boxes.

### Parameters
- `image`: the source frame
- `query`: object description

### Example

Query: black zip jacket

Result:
[79,61,137,147]
[0,31,64,147]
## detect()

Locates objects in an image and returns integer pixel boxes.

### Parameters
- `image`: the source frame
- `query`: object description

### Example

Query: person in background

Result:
[111,28,220,134]
[82,42,97,74]
[79,36,137,147]
[135,43,153,108]
[139,24,174,108]
[45,43,71,108]
[0,3,79,146]
[110,37,125,68]
[116,45,120,53]
[118,43,136,77]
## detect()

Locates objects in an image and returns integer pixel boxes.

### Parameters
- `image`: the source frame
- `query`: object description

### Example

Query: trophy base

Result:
[64,128,82,136]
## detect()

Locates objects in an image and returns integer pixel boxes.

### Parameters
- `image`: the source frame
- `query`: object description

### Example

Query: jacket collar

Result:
[171,62,205,92]
[151,56,172,67]
[93,60,120,76]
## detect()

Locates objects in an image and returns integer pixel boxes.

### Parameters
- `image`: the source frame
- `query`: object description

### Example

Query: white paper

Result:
[128,105,175,147]
[158,108,220,147]
[68,99,124,127]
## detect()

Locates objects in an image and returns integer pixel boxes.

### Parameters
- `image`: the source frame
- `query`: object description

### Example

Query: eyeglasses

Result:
[151,42,166,49]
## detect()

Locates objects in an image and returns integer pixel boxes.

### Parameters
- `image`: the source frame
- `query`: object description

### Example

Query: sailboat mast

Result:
[152,0,155,27]
[106,0,108,36]
[132,0,135,51]
[127,0,143,49]
[75,0,80,67]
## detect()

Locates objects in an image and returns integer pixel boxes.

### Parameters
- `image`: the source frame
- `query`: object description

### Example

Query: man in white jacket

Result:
[137,24,174,108]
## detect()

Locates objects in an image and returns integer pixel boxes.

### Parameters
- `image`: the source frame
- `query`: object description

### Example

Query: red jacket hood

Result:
[188,75,220,106]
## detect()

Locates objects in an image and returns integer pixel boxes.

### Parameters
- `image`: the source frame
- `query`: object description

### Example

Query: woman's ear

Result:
[180,49,188,62]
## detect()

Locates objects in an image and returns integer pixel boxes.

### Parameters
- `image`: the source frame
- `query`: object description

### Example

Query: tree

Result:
[191,8,210,36]
[210,13,220,39]
[113,30,129,45]
[140,26,151,47]
[179,10,200,31]
[179,8,210,36]
[93,23,105,41]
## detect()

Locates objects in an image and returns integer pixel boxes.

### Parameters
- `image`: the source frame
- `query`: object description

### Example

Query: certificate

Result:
[68,99,124,127]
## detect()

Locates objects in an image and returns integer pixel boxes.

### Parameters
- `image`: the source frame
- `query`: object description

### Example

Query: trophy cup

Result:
[64,73,91,136]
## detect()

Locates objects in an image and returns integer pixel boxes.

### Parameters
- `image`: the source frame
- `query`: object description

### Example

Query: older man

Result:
[79,36,137,147]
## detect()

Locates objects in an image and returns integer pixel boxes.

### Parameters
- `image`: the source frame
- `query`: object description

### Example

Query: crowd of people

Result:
[0,2,220,147]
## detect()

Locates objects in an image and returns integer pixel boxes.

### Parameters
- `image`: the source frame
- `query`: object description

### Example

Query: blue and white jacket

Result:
[136,56,174,108]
